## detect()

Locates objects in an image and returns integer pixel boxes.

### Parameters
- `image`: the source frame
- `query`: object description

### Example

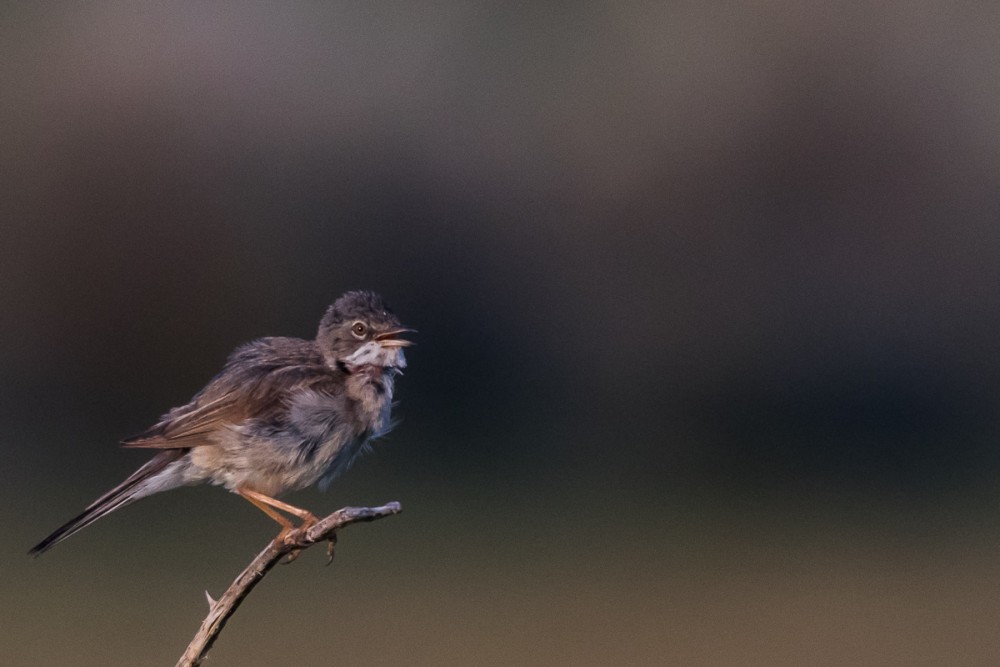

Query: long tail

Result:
[29,449,187,556]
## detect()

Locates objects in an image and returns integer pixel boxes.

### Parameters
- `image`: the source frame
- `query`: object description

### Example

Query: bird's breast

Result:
[344,367,397,435]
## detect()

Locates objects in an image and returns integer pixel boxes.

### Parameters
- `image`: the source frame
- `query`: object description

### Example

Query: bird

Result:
[29,290,412,556]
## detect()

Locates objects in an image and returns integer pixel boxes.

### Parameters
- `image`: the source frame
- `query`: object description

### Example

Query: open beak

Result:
[375,327,416,348]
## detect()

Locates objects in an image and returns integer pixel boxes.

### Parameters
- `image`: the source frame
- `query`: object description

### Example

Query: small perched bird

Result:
[30,290,412,556]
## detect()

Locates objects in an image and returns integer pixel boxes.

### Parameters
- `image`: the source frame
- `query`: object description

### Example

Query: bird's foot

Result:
[274,526,301,563]
[325,532,338,566]
[276,514,320,564]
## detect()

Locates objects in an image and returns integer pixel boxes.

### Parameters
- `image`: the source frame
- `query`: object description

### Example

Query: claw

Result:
[325,533,338,566]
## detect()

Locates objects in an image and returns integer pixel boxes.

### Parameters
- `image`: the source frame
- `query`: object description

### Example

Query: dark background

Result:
[5,3,1000,665]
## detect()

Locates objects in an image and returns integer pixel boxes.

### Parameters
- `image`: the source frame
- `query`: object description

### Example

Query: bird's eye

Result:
[351,321,368,338]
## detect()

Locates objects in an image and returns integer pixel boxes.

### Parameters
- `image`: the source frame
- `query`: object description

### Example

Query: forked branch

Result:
[175,502,402,667]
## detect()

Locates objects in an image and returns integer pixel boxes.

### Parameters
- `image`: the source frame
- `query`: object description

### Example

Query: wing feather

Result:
[121,338,337,450]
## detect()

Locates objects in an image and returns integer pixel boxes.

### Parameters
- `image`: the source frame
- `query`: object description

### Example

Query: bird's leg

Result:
[238,488,319,527]
[236,487,319,558]
[237,488,293,529]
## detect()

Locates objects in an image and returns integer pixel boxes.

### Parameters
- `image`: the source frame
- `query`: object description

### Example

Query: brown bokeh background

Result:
[5,3,1000,665]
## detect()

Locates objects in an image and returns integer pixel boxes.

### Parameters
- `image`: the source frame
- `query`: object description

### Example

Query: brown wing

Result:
[121,391,247,449]
[121,337,337,450]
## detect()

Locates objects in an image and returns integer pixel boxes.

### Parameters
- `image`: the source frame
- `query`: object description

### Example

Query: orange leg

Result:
[237,487,319,536]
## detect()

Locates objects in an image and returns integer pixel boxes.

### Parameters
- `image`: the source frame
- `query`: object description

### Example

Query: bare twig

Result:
[175,502,402,667]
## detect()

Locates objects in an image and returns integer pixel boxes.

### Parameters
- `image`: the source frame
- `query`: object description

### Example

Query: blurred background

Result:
[4,2,1000,664]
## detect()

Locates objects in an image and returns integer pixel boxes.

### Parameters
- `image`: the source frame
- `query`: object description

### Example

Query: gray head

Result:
[316,291,412,369]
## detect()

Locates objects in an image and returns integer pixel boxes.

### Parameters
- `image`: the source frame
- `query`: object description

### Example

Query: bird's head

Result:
[317,291,413,372]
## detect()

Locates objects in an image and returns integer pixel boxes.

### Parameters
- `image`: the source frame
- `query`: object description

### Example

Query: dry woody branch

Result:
[176,501,402,667]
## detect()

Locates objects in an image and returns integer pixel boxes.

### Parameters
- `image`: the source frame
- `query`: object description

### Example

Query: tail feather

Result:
[29,450,186,556]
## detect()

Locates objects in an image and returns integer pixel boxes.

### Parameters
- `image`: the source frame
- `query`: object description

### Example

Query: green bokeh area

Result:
[6,2,1000,665]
